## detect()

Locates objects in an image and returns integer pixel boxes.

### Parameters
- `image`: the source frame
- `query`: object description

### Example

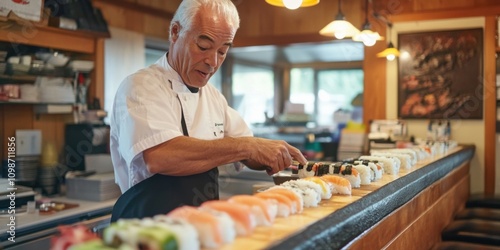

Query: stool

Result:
[432,241,500,250]
[466,194,500,209]
[441,219,500,246]
[455,208,500,222]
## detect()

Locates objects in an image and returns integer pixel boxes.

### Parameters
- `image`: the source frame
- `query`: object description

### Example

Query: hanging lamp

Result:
[319,0,360,39]
[376,22,400,61]
[266,0,320,10]
[352,0,383,46]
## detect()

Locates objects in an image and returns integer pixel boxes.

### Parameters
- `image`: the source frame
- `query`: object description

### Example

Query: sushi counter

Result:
[220,144,475,250]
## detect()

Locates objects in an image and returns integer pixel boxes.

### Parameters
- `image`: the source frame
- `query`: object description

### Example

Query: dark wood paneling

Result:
[347,162,470,249]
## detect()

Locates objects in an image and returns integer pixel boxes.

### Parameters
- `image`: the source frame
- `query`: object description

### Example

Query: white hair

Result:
[169,0,240,42]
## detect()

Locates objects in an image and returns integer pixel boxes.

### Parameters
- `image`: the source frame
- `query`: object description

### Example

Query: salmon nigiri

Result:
[254,191,294,217]
[227,195,277,226]
[200,200,256,236]
[265,186,304,214]
[167,205,235,248]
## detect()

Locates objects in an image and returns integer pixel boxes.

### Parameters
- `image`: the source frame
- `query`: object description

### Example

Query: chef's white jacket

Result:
[110,54,253,193]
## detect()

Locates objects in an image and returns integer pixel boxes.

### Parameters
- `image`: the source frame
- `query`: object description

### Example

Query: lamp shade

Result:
[266,0,320,9]
[319,17,360,39]
[352,29,383,46]
[377,42,400,61]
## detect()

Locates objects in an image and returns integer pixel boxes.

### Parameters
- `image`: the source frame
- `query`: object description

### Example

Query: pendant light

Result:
[376,22,400,61]
[266,0,320,10]
[319,0,360,39]
[352,0,383,46]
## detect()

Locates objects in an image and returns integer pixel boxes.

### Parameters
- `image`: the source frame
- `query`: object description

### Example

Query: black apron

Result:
[110,102,219,222]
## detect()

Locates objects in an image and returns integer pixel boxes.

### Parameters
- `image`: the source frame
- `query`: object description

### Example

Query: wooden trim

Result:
[0,25,97,54]
[233,33,337,47]
[93,0,174,20]
[484,16,496,195]
[390,5,500,22]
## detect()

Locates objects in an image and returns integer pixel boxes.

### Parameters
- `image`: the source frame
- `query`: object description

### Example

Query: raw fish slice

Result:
[201,200,256,236]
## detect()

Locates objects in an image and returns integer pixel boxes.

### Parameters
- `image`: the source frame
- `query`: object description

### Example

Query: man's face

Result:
[170,8,235,88]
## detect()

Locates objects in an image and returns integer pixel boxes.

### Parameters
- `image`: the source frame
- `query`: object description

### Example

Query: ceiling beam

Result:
[92,0,174,20]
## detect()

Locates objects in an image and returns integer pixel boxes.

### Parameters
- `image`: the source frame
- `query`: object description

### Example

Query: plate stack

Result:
[66,173,121,201]
[15,155,40,187]
[37,166,58,195]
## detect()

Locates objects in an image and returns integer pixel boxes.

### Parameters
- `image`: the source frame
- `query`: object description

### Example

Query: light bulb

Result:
[362,38,376,47]
[387,54,396,61]
[283,0,303,9]
[334,31,347,39]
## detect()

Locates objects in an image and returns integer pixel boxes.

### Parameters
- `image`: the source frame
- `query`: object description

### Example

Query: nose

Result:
[204,51,218,68]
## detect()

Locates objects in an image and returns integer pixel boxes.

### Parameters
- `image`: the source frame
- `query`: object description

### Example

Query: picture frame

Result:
[397,28,483,119]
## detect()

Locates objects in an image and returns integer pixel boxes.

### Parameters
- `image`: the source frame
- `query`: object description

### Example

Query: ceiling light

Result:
[266,0,320,10]
[376,21,400,61]
[319,0,360,39]
[352,0,383,47]
[377,42,400,61]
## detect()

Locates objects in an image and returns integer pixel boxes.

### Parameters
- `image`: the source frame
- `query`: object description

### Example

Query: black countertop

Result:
[266,145,475,250]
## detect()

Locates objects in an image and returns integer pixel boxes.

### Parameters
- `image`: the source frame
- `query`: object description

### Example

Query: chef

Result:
[109,0,307,221]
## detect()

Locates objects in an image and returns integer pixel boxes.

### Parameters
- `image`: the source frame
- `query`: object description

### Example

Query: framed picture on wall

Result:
[397,28,483,119]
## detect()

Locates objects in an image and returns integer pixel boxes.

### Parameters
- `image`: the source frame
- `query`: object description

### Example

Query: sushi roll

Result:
[167,205,235,249]
[151,216,200,250]
[302,176,333,199]
[281,179,322,207]
[352,164,372,185]
[228,195,277,226]
[200,200,256,236]
[265,186,304,213]
[103,219,143,248]
[320,175,352,195]
[297,162,321,178]
[254,191,294,217]
[135,225,179,250]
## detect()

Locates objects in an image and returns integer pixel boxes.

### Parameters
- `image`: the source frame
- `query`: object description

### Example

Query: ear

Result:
[170,21,181,42]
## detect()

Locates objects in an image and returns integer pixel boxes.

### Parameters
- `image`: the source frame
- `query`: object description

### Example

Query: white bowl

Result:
[47,54,69,67]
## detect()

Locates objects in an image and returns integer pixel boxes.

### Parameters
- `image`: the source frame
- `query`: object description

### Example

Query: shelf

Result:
[0,101,74,105]
[0,74,74,84]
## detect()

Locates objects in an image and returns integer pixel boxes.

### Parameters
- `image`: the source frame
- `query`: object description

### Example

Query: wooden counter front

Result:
[216,145,475,250]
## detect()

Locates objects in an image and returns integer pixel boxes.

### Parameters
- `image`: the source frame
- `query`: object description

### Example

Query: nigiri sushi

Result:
[254,191,294,217]
[320,174,352,195]
[167,205,235,248]
[265,186,304,213]
[303,176,333,199]
[200,200,256,236]
[228,195,277,226]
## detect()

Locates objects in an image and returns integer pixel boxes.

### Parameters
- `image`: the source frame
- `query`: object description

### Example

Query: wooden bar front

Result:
[216,145,475,250]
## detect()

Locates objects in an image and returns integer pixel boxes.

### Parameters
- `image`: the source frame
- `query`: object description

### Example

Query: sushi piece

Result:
[135,225,179,250]
[167,205,235,248]
[265,186,304,213]
[352,164,372,185]
[372,152,411,169]
[254,191,294,217]
[320,174,352,195]
[200,200,256,236]
[281,179,322,207]
[328,163,361,188]
[52,225,101,250]
[302,176,333,199]
[151,216,200,250]
[228,195,277,226]
[103,219,143,248]
[297,162,317,178]
[359,155,399,174]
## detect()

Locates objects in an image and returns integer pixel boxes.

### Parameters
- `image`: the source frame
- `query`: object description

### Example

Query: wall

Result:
[389,17,486,194]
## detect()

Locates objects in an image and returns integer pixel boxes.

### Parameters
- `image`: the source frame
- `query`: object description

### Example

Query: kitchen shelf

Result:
[0,101,74,105]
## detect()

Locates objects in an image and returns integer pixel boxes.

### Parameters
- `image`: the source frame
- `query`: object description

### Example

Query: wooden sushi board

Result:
[213,146,470,250]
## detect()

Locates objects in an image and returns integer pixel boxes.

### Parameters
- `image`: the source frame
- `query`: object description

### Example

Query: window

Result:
[231,63,274,125]
[289,68,363,128]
